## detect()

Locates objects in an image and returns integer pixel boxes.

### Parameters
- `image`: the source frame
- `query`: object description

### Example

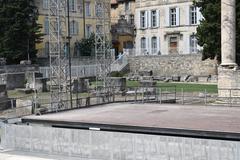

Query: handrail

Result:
[111,53,129,72]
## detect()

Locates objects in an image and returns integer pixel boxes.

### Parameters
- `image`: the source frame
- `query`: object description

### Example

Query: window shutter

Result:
[176,7,180,26]
[148,10,151,28]
[197,7,202,24]
[157,37,160,55]
[185,34,190,54]
[156,10,160,27]
[146,37,149,54]
[137,11,141,29]
[165,8,169,27]
[186,6,190,26]
[76,21,79,34]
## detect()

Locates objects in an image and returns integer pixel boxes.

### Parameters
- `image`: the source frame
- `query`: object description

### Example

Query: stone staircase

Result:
[111,53,129,73]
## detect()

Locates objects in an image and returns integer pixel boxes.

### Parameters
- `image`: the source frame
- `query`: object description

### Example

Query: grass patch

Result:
[127,81,217,93]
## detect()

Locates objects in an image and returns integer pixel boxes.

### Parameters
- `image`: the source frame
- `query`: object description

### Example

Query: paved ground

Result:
[23,103,240,134]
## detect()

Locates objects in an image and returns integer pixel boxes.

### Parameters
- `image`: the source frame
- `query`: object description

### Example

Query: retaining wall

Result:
[128,54,218,77]
[1,124,240,160]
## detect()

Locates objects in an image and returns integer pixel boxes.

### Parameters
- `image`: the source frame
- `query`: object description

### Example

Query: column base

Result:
[218,66,240,97]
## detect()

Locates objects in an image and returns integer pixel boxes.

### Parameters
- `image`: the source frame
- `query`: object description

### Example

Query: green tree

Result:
[74,33,95,57]
[0,0,43,64]
[195,0,240,64]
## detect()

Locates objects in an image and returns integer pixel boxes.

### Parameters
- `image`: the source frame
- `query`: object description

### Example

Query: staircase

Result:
[111,53,129,73]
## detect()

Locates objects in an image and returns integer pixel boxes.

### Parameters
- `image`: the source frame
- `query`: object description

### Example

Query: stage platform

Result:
[22,103,240,141]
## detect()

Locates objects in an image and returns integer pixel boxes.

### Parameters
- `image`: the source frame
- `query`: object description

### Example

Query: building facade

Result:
[111,0,135,56]
[135,0,203,56]
[35,0,100,58]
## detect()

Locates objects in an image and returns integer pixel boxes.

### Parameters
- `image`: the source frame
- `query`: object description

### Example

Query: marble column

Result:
[221,0,237,67]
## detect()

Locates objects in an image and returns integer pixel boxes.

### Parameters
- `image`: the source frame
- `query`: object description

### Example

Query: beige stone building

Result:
[35,0,101,58]
[135,0,203,55]
[111,0,135,56]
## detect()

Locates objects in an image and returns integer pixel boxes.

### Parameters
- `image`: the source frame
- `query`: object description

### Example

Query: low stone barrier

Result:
[1,124,240,160]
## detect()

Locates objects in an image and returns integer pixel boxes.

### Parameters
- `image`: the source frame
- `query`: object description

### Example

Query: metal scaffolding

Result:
[48,0,111,108]
[48,0,70,110]
[95,0,112,99]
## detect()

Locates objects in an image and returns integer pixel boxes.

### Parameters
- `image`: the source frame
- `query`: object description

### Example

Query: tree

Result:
[0,0,43,64]
[74,33,95,57]
[195,0,240,64]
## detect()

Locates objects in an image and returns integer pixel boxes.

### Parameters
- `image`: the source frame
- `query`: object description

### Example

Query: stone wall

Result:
[0,65,39,90]
[128,54,218,77]
[1,124,240,160]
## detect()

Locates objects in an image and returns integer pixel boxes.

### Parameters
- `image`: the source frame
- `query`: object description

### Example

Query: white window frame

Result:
[69,0,77,12]
[85,2,91,17]
[190,6,197,25]
[86,24,92,38]
[95,2,102,17]
[141,37,146,53]
[140,11,146,29]
[70,20,78,35]
[44,17,49,35]
[190,35,198,54]
[170,8,177,26]
[151,37,157,54]
[151,10,157,28]
[43,0,48,9]
[125,1,130,12]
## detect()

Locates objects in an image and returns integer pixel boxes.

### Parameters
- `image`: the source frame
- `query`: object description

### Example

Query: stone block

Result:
[2,73,25,90]
[218,67,240,97]
[107,77,127,92]
[138,70,153,76]
[72,78,89,93]
[197,76,210,83]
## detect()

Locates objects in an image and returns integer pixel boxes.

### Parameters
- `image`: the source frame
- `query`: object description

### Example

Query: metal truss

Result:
[49,0,69,111]
[95,0,112,99]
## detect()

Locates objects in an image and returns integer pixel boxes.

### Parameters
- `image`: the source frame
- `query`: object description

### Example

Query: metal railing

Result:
[2,87,240,120]
[111,53,129,72]
[39,64,97,78]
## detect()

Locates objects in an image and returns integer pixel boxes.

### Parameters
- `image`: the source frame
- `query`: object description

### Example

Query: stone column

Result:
[221,0,237,67]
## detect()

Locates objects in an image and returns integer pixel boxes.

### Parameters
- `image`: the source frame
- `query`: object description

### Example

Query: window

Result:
[169,36,178,54]
[45,42,49,57]
[151,37,157,54]
[69,0,76,12]
[86,25,92,38]
[96,25,103,34]
[190,6,197,25]
[170,8,177,26]
[43,0,48,9]
[140,11,146,28]
[85,2,91,17]
[141,37,146,53]
[190,35,198,53]
[151,10,157,27]
[70,20,78,35]
[44,17,49,35]
[130,15,134,25]
[95,2,102,17]
[125,2,130,12]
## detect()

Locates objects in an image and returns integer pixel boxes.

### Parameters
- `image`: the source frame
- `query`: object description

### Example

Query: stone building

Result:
[111,0,135,56]
[34,0,104,58]
[135,0,203,55]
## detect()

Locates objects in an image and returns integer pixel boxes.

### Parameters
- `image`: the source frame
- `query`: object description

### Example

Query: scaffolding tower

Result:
[95,0,112,99]
[48,0,111,108]
[49,0,70,110]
